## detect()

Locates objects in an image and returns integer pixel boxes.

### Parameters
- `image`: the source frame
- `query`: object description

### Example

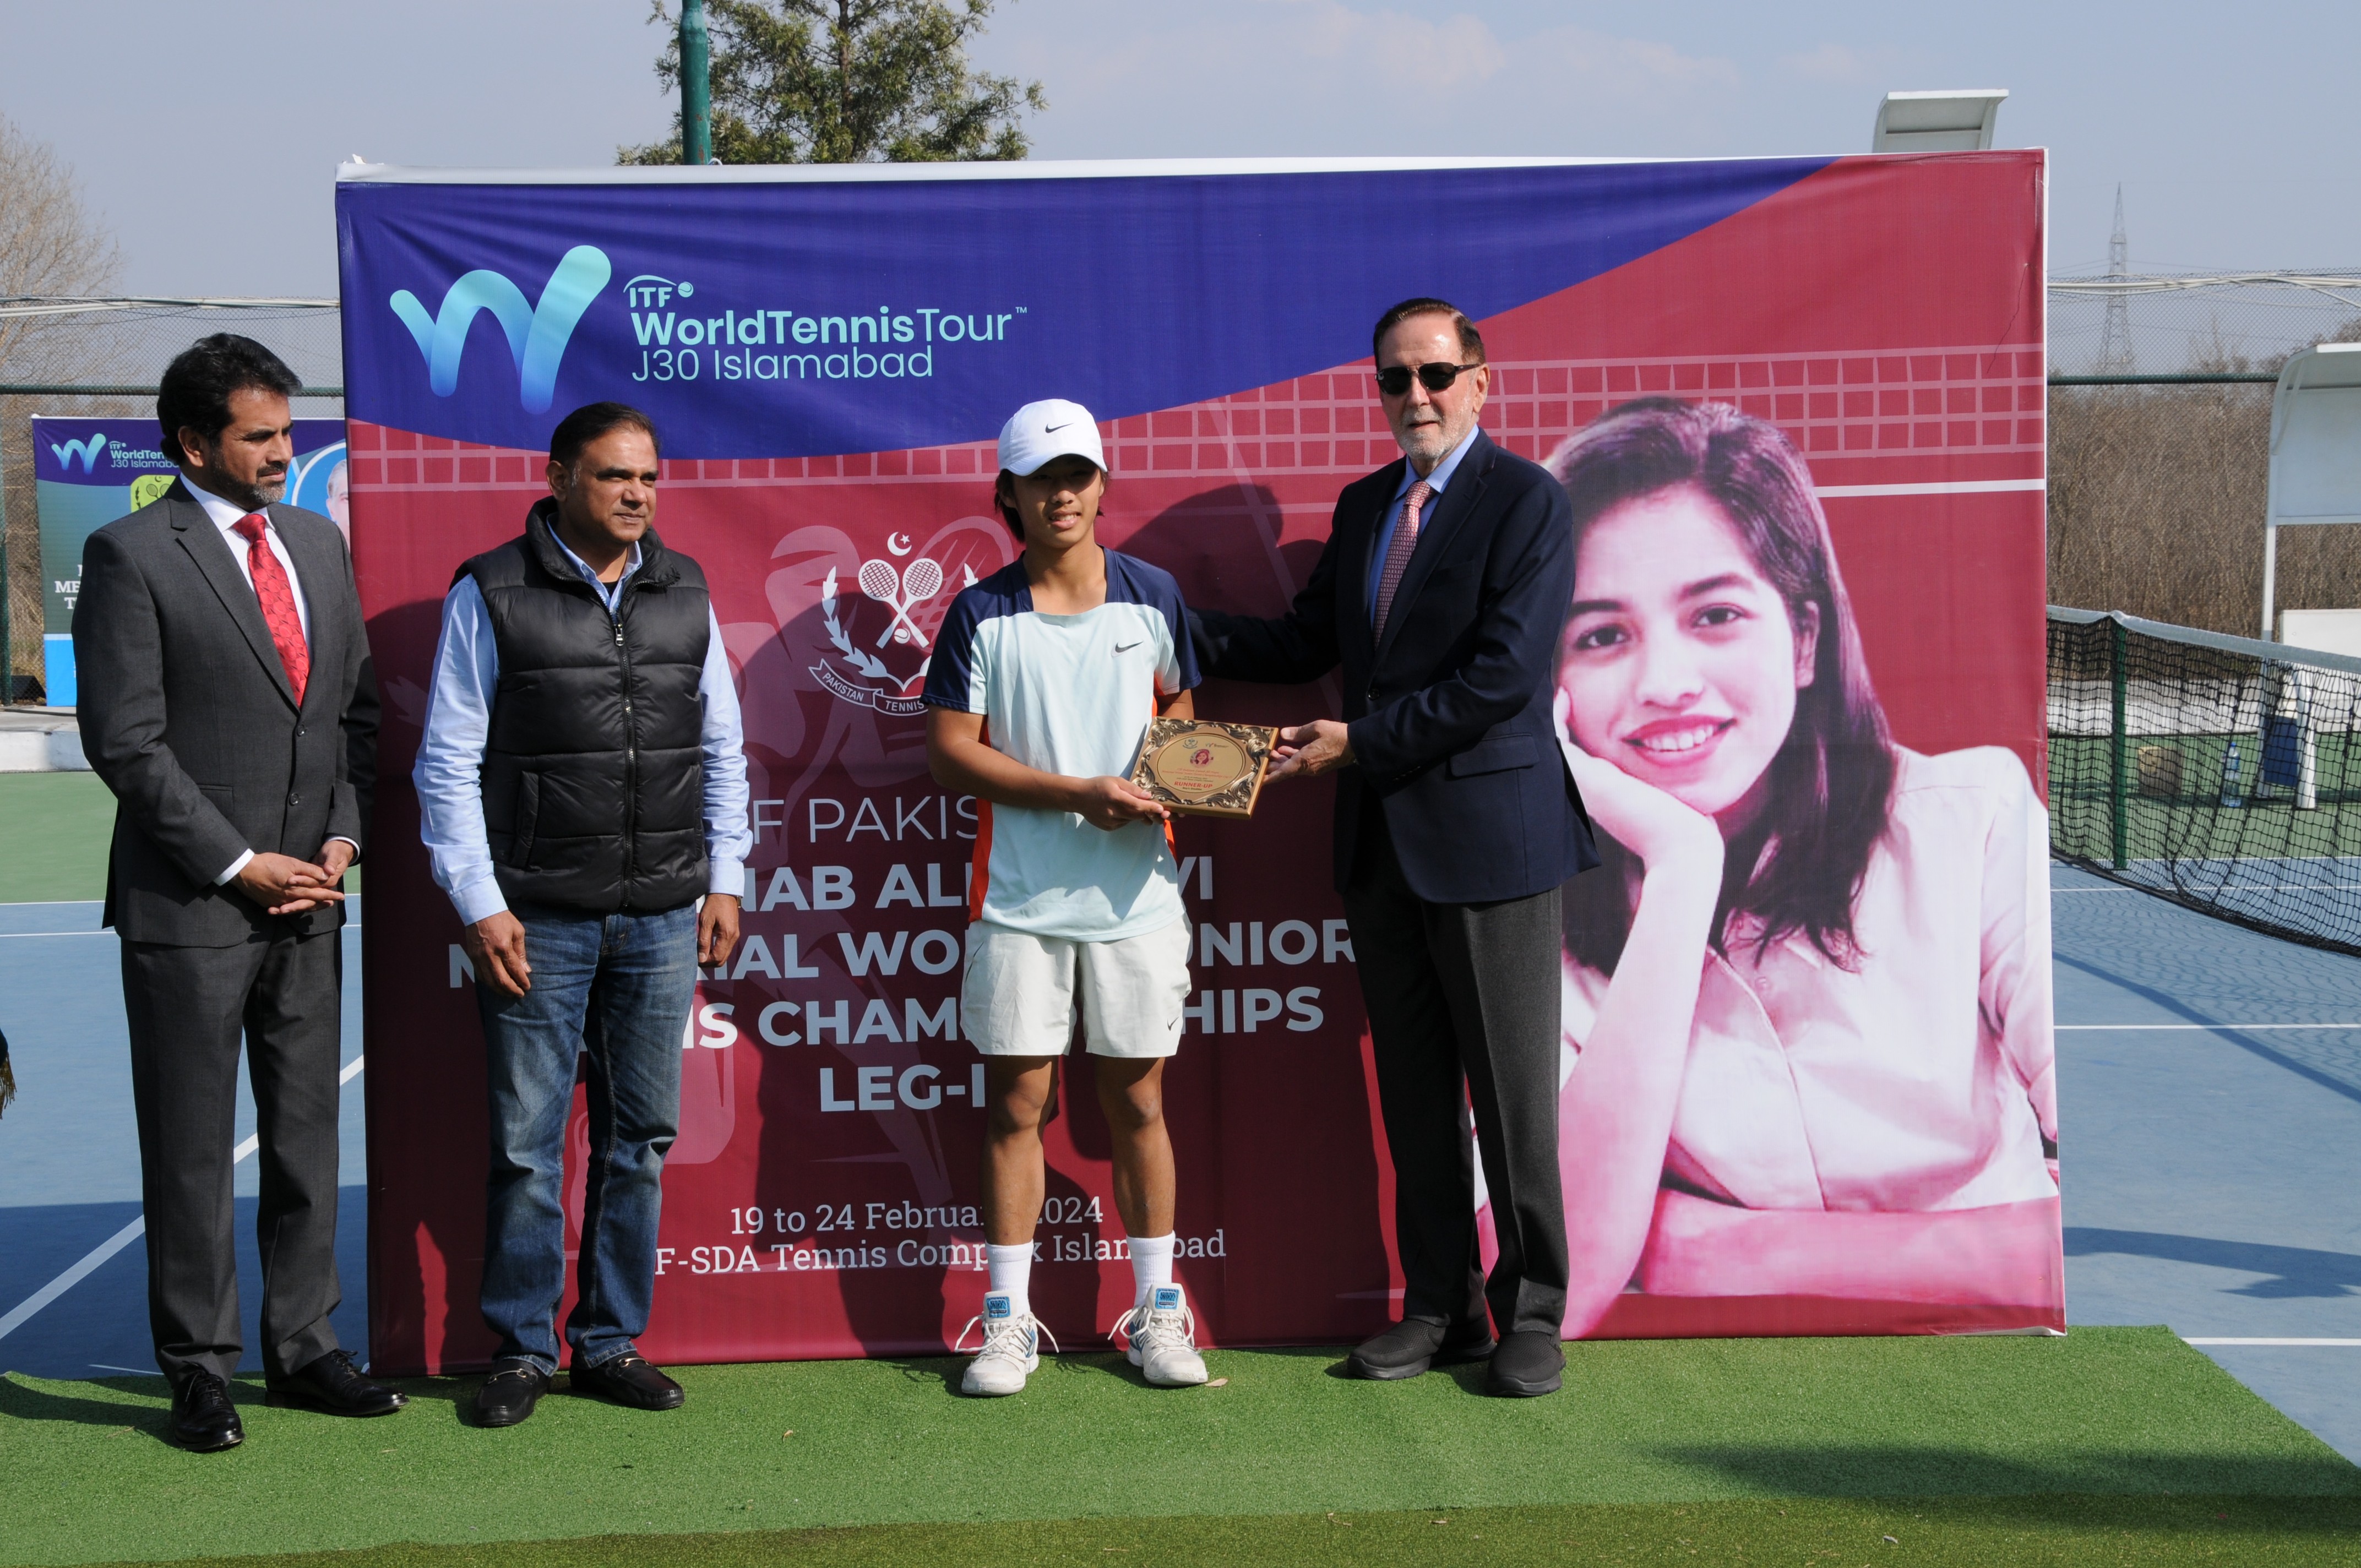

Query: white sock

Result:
[987,1243,1033,1319]
[1128,1233,1176,1306]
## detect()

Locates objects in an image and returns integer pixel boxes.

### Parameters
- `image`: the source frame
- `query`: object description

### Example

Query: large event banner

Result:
[338,153,2058,1375]
[32,417,347,705]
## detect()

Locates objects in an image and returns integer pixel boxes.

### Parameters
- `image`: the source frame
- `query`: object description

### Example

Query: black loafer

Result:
[1484,1329,1564,1397]
[169,1370,244,1452]
[571,1353,685,1411]
[266,1349,408,1417]
[472,1359,551,1427]
[1346,1318,1498,1381]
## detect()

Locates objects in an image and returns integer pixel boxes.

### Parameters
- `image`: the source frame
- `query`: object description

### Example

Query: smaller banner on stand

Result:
[32,417,348,704]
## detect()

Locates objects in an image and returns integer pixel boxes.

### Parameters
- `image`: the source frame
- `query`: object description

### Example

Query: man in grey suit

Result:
[74,334,401,1451]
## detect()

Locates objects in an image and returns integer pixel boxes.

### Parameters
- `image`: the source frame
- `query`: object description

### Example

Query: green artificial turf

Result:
[4,1329,2354,1567]
[78,1496,2361,1568]
[0,771,114,903]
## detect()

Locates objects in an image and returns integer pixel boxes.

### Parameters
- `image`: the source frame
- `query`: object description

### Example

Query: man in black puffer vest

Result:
[413,403,749,1428]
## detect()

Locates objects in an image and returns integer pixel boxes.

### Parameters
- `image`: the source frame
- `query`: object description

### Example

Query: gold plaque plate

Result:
[1129,718,1278,819]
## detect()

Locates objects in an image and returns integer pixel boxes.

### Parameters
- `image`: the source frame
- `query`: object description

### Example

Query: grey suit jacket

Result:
[74,480,378,947]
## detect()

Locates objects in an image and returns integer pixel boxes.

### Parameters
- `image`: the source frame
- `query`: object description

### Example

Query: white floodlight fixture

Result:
[1872,90,2009,153]
[2262,342,2361,639]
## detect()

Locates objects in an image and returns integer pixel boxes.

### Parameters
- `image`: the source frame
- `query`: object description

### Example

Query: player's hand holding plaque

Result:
[1129,718,1278,819]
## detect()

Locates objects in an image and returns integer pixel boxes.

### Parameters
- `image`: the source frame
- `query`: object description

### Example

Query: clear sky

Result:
[3,0,2353,298]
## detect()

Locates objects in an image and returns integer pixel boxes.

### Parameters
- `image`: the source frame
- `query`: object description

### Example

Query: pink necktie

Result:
[233,514,309,704]
[1370,480,1432,641]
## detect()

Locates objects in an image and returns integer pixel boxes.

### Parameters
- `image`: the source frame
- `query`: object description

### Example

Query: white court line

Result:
[0,1055,363,1346]
[1816,479,2047,498]
[89,1363,154,1376]
[2186,1338,2361,1347]
[2058,1023,2361,1031]
[0,1215,148,1342]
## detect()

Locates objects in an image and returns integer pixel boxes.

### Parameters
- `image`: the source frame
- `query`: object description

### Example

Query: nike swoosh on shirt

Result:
[1113,640,1143,654]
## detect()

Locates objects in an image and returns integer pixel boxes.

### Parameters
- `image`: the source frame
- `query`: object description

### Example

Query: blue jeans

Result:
[476,902,696,1373]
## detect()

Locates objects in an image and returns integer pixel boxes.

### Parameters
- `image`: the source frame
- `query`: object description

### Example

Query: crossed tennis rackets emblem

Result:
[857,556,946,646]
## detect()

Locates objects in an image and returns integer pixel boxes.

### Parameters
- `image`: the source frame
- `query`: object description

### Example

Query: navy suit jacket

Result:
[1192,429,1596,903]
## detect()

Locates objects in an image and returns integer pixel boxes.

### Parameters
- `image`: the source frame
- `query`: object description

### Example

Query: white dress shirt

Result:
[181,476,355,885]
[1560,746,2058,1214]
[182,476,311,639]
[411,533,753,927]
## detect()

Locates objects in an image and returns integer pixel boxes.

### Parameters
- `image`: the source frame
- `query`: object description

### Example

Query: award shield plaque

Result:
[1129,718,1278,819]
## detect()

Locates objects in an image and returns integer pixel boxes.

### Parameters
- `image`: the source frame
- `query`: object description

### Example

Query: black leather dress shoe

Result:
[170,1370,244,1452]
[266,1349,408,1417]
[472,1359,551,1428]
[1484,1329,1565,1397]
[1346,1318,1498,1381]
[571,1353,686,1411]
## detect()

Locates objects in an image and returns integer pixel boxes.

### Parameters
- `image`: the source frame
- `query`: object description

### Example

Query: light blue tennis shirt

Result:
[412,532,753,926]
[1365,427,1478,622]
[921,548,1200,941]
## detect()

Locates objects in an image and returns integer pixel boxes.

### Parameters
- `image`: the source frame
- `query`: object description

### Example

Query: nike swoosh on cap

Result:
[1043,421,1075,432]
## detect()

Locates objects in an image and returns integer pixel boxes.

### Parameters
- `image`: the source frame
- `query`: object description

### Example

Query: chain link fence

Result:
[2050,271,2361,375]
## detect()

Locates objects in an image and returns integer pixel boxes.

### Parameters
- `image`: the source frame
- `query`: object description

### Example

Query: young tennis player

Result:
[922,399,1209,1396]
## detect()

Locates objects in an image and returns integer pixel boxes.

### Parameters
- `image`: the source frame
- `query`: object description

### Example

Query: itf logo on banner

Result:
[388,245,611,413]
[48,432,107,473]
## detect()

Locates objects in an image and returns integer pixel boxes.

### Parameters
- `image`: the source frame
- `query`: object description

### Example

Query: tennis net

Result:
[2049,606,2361,955]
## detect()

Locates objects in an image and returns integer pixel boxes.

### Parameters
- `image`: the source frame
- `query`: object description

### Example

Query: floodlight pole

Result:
[681,0,714,166]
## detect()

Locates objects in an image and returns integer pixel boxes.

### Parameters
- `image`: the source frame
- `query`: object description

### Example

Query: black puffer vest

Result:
[463,499,711,913]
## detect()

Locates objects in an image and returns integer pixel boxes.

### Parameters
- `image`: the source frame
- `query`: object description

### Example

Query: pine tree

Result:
[620,0,1045,165]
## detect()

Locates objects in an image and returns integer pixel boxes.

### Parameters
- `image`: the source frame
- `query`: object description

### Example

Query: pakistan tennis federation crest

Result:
[812,538,973,716]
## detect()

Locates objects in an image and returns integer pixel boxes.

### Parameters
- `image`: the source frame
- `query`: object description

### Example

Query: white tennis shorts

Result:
[961,917,1192,1059]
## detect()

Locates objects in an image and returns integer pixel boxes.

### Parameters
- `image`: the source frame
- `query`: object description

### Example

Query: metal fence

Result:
[2050,272,2361,374]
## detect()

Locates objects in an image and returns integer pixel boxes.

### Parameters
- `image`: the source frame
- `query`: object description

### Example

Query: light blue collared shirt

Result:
[1366,428,1479,623]
[412,532,752,926]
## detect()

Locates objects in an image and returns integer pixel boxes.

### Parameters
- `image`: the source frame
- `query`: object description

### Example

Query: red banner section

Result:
[349,153,2057,1373]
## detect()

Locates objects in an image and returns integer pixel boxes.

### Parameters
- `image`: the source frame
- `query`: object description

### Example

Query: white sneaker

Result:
[1113,1283,1209,1387]
[956,1292,1053,1397]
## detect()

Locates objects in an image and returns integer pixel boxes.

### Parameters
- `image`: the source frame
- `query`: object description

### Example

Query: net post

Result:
[2110,616,2130,870]
[2262,520,2278,641]
[0,426,12,705]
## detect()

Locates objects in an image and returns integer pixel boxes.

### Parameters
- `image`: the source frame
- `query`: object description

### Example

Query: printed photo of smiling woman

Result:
[1543,398,2059,1338]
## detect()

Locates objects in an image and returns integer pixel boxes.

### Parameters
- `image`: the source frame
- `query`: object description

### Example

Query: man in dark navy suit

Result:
[1192,297,1594,1397]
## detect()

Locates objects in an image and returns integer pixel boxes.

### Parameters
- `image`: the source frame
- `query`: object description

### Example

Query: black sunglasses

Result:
[1373,361,1484,397]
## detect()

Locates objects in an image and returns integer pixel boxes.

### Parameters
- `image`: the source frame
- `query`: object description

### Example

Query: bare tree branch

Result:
[0,112,124,691]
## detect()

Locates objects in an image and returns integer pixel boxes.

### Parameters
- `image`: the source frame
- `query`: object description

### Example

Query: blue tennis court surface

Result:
[0,901,369,1376]
[6,874,2361,1461]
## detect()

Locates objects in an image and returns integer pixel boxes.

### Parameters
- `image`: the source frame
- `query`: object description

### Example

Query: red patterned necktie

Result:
[1370,479,1433,641]
[232,513,309,704]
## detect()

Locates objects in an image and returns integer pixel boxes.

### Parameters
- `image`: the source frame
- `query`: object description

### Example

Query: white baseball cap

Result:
[997,398,1107,477]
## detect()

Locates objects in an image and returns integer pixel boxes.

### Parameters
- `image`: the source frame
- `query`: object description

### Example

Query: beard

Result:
[1392,411,1461,468]
[206,464,288,511]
